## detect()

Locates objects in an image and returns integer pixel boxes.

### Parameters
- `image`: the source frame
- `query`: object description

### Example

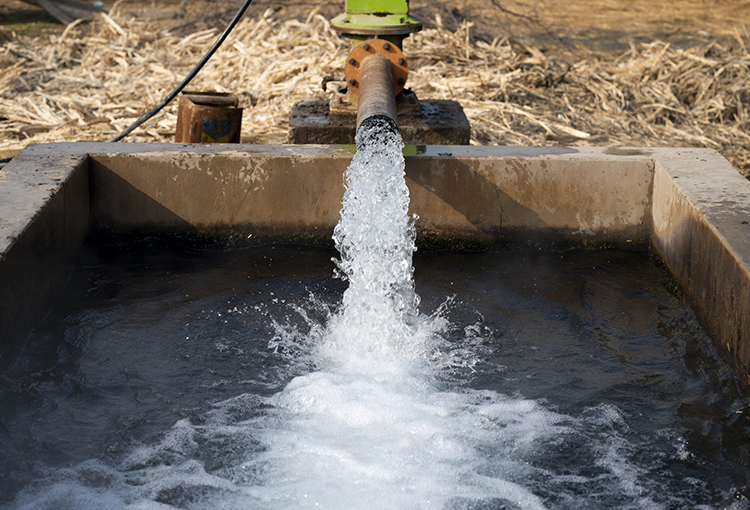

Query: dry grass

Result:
[408,16,750,175]
[0,9,347,146]
[1,9,749,176]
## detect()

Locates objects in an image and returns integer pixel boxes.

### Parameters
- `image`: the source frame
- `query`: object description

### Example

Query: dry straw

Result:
[1,9,748,176]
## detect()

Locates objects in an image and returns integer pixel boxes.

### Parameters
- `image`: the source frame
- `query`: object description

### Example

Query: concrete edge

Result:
[0,149,89,261]
[16,141,665,160]
[651,148,750,389]
[0,149,90,367]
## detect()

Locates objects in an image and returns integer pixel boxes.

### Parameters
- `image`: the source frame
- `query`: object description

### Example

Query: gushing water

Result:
[241,118,551,508]
[327,117,421,367]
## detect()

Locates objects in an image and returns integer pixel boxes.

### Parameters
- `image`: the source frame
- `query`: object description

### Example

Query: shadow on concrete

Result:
[406,156,546,239]
[89,161,200,236]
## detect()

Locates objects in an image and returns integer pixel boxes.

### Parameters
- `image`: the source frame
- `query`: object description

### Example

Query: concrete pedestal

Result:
[288,98,471,145]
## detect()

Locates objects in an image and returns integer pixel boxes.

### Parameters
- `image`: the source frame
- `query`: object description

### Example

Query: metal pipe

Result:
[355,54,398,132]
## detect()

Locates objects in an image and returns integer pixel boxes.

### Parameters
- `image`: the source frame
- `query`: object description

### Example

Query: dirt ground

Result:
[3,0,749,55]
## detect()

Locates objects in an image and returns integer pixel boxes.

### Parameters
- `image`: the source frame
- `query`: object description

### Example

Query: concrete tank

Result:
[1,143,749,390]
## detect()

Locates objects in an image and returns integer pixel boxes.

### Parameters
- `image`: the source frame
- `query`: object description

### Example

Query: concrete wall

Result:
[81,144,653,248]
[1,142,749,391]
[406,151,651,246]
[0,150,89,365]
[651,149,750,388]
[89,149,349,240]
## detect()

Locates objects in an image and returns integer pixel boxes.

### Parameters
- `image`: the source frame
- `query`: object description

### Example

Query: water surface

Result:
[1,240,748,509]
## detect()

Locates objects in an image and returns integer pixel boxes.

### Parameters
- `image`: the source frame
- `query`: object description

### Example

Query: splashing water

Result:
[243,118,551,508]
[246,118,550,508]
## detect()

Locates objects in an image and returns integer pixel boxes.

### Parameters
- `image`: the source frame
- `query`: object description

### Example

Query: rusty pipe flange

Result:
[344,39,408,104]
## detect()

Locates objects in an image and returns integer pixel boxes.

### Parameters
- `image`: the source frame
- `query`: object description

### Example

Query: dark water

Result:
[1,239,749,508]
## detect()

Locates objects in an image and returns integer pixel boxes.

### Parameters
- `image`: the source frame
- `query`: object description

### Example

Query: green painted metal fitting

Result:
[331,0,422,37]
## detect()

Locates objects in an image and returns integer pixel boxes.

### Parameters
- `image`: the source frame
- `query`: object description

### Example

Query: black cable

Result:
[107,0,254,143]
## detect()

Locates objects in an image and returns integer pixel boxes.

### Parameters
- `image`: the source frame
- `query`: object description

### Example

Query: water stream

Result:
[2,120,750,508]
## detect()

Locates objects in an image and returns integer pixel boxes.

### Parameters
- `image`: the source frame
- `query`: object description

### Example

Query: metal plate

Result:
[331,13,422,36]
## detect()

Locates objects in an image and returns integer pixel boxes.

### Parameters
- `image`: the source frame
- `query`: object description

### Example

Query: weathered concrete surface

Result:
[288,99,471,145]
[78,144,653,247]
[406,152,652,246]
[651,149,750,388]
[0,151,89,367]
[90,150,350,240]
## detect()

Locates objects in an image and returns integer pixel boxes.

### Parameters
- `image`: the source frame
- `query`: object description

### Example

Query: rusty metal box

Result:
[175,92,242,143]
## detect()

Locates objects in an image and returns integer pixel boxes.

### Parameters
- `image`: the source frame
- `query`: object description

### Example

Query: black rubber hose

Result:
[107,0,254,142]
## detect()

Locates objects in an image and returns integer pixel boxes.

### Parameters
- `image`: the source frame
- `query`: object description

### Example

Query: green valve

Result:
[331,0,422,37]
[343,0,410,14]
